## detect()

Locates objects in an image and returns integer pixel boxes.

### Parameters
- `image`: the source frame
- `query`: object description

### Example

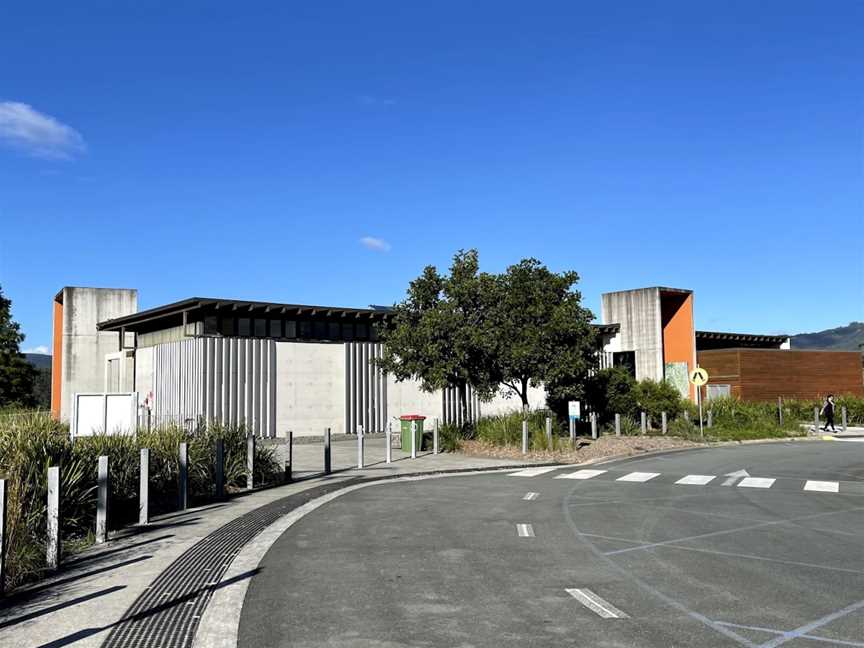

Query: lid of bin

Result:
[399,414,427,421]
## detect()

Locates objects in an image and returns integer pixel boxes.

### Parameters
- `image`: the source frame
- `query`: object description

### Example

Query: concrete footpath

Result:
[0,438,539,648]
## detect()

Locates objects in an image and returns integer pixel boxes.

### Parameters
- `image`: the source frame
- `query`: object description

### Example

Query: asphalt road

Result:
[237,442,864,647]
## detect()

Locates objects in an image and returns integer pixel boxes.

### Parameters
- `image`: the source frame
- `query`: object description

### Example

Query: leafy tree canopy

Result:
[376,250,597,416]
[0,285,37,409]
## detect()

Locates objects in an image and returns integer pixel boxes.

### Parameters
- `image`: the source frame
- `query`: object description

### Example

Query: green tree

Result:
[584,367,638,423]
[0,285,37,408]
[488,259,597,410]
[375,250,499,422]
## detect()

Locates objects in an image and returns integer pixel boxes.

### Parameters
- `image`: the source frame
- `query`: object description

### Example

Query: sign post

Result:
[567,401,580,443]
[689,367,709,439]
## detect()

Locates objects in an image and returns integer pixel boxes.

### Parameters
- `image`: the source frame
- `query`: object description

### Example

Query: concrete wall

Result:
[55,287,138,421]
[601,288,663,382]
[276,341,345,436]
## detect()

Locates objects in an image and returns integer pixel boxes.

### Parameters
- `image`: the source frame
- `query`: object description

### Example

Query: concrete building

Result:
[51,285,862,435]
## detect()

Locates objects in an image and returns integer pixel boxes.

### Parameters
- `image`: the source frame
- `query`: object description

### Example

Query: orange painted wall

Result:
[662,293,696,400]
[50,299,63,419]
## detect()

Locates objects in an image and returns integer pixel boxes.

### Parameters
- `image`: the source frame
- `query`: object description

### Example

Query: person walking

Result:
[821,395,837,433]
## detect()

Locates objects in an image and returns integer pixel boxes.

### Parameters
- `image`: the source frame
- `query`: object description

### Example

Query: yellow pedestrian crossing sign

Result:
[689,367,709,386]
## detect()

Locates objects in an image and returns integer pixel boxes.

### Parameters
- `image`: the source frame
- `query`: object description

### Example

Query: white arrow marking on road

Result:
[523,492,539,501]
[516,523,535,537]
[722,469,750,486]
[566,588,630,619]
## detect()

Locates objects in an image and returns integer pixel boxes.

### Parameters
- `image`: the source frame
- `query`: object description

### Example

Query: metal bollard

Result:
[545,417,552,447]
[357,424,365,469]
[708,410,713,428]
[96,455,109,544]
[569,417,576,443]
[324,427,332,475]
[139,448,150,526]
[662,411,667,436]
[47,466,60,569]
[385,422,392,464]
[246,434,255,490]
[641,412,647,436]
[178,442,188,511]
[433,418,439,455]
[285,431,293,482]
[777,396,783,426]
[410,421,417,459]
[615,413,621,437]
[0,479,7,596]
[814,406,820,431]
[522,420,528,455]
[842,406,847,432]
[591,413,598,440]
[215,439,225,500]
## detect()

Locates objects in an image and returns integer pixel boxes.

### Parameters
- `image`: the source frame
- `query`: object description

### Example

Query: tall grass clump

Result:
[0,411,280,591]
[444,409,578,452]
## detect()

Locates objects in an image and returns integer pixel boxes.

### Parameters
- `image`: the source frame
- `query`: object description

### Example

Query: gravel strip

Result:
[458,436,701,464]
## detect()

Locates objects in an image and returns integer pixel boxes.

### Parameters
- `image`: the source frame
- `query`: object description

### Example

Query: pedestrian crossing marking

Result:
[616,472,661,483]
[675,475,716,486]
[509,466,560,477]
[556,469,607,480]
[737,477,775,489]
[803,480,839,493]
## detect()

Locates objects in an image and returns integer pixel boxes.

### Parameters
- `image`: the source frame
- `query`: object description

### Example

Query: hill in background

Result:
[791,322,864,351]
[25,353,52,370]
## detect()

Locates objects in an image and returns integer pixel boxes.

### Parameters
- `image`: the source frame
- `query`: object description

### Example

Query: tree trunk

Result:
[520,377,530,412]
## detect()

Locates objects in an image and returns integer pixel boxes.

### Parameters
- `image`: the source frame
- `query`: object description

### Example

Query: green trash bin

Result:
[399,415,426,452]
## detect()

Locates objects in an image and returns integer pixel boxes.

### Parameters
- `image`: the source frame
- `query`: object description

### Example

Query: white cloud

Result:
[23,345,50,355]
[0,101,86,159]
[360,236,391,252]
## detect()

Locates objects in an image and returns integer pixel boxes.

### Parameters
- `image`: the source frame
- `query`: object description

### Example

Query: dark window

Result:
[356,322,369,340]
[370,322,380,341]
[313,320,327,339]
[270,320,282,338]
[299,320,311,338]
[342,322,354,340]
[284,320,297,338]
[254,319,267,337]
[204,316,218,335]
[328,322,341,340]
[613,351,636,377]
[238,318,251,337]
[220,317,235,336]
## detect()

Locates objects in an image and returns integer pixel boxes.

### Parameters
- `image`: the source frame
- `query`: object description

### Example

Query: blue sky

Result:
[1,1,862,354]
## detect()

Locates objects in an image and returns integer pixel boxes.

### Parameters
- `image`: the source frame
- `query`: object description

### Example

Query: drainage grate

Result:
[102,478,358,648]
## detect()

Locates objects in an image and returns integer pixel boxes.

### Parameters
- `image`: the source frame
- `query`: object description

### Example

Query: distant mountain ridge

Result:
[791,322,864,351]
[25,353,52,369]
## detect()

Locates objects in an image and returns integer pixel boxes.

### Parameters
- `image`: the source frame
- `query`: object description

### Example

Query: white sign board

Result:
[72,392,138,438]
[568,401,581,420]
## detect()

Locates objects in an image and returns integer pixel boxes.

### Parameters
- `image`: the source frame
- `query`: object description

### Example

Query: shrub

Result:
[634,379,685,420]
[585,367,637,423]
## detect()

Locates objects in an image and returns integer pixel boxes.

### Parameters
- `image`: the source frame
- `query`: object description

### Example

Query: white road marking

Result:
[804,480,839,493]
[616,472,661,483]
[556,469,607,480]
[566,588,629,619]
[722,469,750,486]
[509,466,560,477]
[516,523,535,537]
[523,492,539,501]
[738,477,775,489]
[675,475,716,486]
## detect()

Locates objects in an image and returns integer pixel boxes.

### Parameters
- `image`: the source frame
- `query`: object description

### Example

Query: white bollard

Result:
[433,418,439,455]
[591,413,598,440]
[386,422,392,464]
[662,411,667,435]
[96,455,109,544]
[814,406,819,431]
[842,406,847,432]
[139,448,149,526]
[47,466,60,569]
[615,413,621,436]
[522,420,528,455]
[569,417,575,443]
[545,417,552,447]
[641,412,647,436]
[357,424,365,469]
[411,421,417,459]
[179,442,188,511]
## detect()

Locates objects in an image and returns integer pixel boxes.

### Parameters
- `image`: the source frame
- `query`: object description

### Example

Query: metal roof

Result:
[695,330,789,343]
